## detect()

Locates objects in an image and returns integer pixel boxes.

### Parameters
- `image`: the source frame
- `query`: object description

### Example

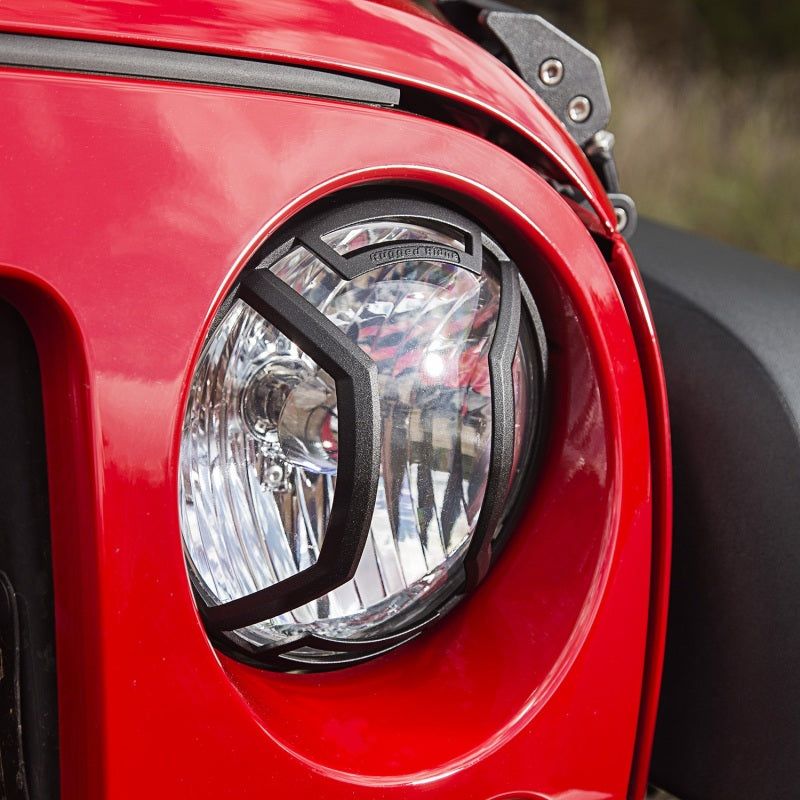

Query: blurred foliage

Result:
[599,28,800,269]
[421,0,800,268]
[533,0,800,73]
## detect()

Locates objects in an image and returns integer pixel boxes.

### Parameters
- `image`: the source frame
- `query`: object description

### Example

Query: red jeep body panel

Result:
[0,0,616,228]
[0,2,670,798]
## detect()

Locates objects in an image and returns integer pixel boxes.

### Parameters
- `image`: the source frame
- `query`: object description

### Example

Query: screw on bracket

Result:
[435,1,637,238]
[480,11,611,144]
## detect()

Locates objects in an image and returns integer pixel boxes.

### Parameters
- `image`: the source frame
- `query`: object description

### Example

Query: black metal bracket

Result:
[437,1,609,142]
[435,1,637,238]
[485,12,610,144]
[200,270,381,632]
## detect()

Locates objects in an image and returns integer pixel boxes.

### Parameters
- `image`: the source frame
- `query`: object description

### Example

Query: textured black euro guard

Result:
[464,257,521,587]
[200,269,381,632]
[198,193,547,669]
[216,602,451,671]
[0,32,400,106]
[283,194,486,280]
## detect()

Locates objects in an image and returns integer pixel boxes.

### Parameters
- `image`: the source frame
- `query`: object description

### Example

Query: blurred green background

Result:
[427,0,800,268]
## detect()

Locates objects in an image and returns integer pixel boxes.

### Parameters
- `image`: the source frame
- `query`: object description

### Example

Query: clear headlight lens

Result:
[179,203,542,666]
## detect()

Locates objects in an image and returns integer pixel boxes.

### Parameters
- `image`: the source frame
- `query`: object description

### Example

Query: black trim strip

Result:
[0,32,400,106]
[0,574,28,799]
[0,300,59,798]
[201,270,381,632]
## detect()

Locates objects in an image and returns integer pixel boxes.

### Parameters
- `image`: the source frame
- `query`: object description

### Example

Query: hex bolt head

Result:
[586,129,616,156]
[614,205,629,232]
[567,95,592,123]
[538,58,564,86]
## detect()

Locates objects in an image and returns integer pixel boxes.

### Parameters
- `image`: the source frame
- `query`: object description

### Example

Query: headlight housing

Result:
[179,193,546,668]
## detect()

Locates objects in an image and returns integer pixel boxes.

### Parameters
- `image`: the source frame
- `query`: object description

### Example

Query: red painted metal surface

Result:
[0,3,670,796]
[608,239,673,800]
[0,67,656,798]
[0,0,616,230]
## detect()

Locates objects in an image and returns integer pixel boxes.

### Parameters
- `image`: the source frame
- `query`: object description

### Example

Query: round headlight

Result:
[179,194,546,668]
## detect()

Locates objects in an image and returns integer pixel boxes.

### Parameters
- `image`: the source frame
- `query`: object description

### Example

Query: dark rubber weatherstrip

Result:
[0,32,400,106]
